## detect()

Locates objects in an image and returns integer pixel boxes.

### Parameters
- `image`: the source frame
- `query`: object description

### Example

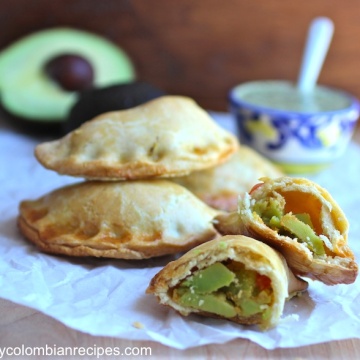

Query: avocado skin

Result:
[62,81,166,134]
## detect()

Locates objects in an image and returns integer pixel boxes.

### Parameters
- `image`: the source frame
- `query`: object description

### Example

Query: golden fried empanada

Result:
[35,96,238,180]
[18,180,221,259]
[147,235,308,330]
[172,146,283,211]
[214,176,358,285]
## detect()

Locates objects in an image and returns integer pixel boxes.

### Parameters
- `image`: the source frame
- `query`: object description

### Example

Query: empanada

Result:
[35,96,238,180]
[172,145,283,211]
[18,180,221,259]
[214,176,358,285]
[147,235,308,330]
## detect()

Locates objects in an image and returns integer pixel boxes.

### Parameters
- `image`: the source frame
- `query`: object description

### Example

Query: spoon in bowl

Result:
[297,17,334,93]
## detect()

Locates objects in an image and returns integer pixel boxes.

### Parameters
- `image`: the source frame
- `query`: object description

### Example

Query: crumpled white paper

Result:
[0,114,359,350]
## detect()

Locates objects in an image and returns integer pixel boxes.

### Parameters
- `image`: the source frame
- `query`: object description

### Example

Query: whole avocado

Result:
[63,81,166,134]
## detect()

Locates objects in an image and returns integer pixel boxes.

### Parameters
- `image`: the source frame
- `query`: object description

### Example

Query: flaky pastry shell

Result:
[147,235,308,330]
[35,96,238,180]
[214,176,358,285]
[172,145,283,211]
[18,180,220,259]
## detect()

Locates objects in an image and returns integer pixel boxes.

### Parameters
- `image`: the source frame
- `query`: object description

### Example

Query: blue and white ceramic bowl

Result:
[229,80,360,173]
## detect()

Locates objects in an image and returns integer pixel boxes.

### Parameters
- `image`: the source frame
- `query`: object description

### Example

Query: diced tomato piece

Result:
[249,182,264,194]
[256,274,271,291]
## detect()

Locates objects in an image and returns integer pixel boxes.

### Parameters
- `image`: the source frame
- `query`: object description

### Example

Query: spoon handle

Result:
[297,17,334,93]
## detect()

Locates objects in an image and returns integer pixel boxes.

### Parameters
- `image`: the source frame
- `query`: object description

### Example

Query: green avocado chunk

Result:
[253,197,284,228]
[175,261,273,320]
[237,298,263,316]
[181,262,235,293]
[178,291,237,318]
[281,213,325,256]
[226,267,256,296]
[253,195,325,256]
[225,267,271,317]
[295,213,314,229]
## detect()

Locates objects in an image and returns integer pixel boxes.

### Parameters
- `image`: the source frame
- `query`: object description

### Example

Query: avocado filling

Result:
[252,196,325,256]
[173,262,273,320]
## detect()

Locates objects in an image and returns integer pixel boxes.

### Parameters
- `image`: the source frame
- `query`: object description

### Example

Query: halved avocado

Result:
[0,27,135,124]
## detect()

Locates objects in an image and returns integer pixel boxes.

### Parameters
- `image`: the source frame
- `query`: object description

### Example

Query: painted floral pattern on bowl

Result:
[229,96,360,173]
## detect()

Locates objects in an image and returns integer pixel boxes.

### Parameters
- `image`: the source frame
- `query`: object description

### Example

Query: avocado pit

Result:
[44,54,94,91]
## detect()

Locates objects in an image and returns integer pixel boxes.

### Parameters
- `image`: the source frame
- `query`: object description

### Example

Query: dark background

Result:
[1,0,359,111]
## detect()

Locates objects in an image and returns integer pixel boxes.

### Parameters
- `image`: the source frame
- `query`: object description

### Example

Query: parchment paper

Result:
[0,114,359,350]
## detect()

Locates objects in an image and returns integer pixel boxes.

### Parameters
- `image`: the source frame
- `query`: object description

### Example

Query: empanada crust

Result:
[147,235,308,330]
[18,180,220,259]
[172,145,283,211]
[214,177,358,285]
[35,96,238,180]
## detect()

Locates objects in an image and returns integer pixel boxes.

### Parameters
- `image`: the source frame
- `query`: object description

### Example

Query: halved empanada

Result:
[214,176,358,285]
[18,180,221,259]
[172,145,283,211]
[35,96,238,180]
[147,235,308,330]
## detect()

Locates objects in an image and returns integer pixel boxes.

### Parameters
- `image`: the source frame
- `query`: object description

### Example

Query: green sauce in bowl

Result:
[232,81,352,113]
